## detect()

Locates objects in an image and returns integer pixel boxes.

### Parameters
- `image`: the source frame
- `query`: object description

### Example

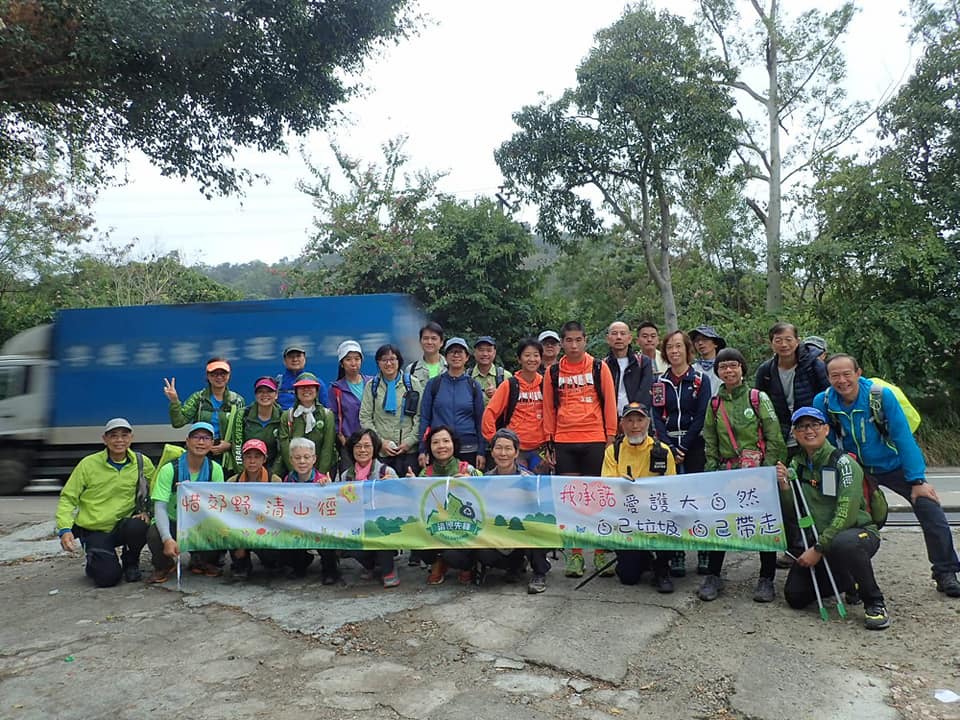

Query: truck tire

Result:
[0,452,30,495]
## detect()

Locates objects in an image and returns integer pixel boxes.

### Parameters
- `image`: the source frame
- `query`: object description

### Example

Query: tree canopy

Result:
[0,0,415,194]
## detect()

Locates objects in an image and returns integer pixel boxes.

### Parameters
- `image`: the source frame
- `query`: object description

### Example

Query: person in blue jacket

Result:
[276,345,328,411]
[418,337,486,470]
[814,353,960,598]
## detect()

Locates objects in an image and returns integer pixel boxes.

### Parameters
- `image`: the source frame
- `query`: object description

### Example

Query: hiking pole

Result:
[787,474,829,621]
[575,464,632,590]
[575,556,618,590]
[793,475,847,619]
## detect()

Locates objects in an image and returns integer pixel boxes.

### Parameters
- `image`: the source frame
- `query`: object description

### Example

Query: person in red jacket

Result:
[542,321,617,577]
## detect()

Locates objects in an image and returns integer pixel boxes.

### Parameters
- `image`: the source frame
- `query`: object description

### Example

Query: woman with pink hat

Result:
[277,372,336,475]
[239,376,282,470]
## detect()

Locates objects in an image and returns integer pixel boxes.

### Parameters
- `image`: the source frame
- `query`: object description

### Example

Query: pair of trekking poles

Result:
[576,467,848,621]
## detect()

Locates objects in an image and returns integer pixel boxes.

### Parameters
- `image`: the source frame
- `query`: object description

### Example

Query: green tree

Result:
[507,516,525,531]
[495,3,737,330]
[0,0,416,195]
[298,139,542,348]
[698,0,870,313]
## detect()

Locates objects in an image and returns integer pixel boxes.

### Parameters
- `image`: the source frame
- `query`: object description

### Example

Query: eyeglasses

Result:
[378,356,398,363]
[190,434,214,442]
[794,422,823,432]
[717,361,741,371]
[354,443,375,450]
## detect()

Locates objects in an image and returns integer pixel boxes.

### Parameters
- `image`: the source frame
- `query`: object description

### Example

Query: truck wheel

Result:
[0,453,30,495]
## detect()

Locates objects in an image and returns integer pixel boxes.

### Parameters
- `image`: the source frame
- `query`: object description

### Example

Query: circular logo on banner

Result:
[420,479,485,542]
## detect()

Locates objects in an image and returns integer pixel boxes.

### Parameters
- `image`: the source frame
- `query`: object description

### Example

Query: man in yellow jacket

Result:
[601,402,678,593]
[55,418,155,586]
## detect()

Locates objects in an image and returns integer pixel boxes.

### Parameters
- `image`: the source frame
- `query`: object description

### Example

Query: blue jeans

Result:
[874,468,960,575]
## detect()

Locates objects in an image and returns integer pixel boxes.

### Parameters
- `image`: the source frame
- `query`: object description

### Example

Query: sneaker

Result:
[427,559,447,585]
[753,577,776,603]
[564,552,585,578]
[594,549,615,577]
[203,563,222,578]
[230,558,252,580]
[653,575,674,594]
[321,565,341,585]
[697,551,710,576]
[528,573,547,594]
[503,566,522,584]
[123,564,143,583]
[670,552,687,577]
[382,571,400,588]
[775,553,795,569]
[935,572,960,598]
[863,603,891,630]
[407,551,422,568]
[359,568,375,581]
[698,574,722,601]
[458,569,473,585]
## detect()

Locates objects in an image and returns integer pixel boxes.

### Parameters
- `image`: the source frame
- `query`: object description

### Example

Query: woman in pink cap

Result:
[239,376,282,470]
[226,438,282,578]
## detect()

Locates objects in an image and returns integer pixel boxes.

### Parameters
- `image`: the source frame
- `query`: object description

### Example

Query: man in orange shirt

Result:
[542,321,618,577]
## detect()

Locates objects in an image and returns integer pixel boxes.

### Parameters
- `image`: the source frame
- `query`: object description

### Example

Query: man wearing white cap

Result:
[538,330,561,372]
[55,418,155,586]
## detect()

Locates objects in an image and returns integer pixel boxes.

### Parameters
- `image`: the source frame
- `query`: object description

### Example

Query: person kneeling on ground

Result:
[478,428,551,594]
[776,407,890,630]
[601,403,678,594]
[56,418,155,587]
[340,428,401,588]
[147,422,225,583]
[226,439,282,578]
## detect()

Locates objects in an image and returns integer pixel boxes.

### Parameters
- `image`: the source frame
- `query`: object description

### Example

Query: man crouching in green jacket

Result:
[776,407,890,630]
[55,418,155,586]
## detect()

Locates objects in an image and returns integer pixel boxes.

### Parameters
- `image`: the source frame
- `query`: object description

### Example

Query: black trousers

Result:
[75,517,149,587]
[784,527,883,608]
[555,442,606,476]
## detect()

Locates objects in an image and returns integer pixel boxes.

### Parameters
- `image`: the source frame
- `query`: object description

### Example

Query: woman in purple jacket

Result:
[328,340,372,475]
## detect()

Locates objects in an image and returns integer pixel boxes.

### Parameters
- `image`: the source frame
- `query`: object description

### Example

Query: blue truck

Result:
[0,294,424,493]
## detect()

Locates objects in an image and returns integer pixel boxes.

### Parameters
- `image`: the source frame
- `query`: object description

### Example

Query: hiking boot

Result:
[775,553,795,569]
[123,564,143,583]
[382,571,400,588]
[564,552,585,578]
[697,551,710,576]
[594,549,615,577]
[753,577,776,603]
[527,573,547,594]
[427,559,447,585]
[653,575,674,594]
[669,552,686,577]
[935,572,960,598]
[864,603,891,630]
[147,566,174,584]
[698,574,722,602]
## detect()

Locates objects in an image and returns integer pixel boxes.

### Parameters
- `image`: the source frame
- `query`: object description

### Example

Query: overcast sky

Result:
[91,0,915,266]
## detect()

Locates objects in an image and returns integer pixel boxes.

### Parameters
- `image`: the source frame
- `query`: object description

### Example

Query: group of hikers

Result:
[56,318,960,631]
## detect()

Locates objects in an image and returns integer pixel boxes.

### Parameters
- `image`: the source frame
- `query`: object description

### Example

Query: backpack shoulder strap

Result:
[869,384,889,440]
[403,371,413,392]
[371,375,381,399]
[498,376,521,430]
[496,366,504,386]
[550,363,560,409]
[613,437,623,464]
[428,375,442,402]
[592,358,605,412]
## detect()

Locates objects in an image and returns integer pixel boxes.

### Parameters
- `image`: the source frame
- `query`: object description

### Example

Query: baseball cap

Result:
[188,421,215,437]
[474,336,496,348]
[802,336,828,354]
[538,330,560,343]
[206,360,231,373]
[292,372,321,387]
[254,376,278,392]
[790,407,827,426]
[337,340,363,363]
[443,337,469,354]
[283,345,306,356]
[620,402,651,419]
[103,418,133,434]
[241,439,268,456]
[689,325,727,351]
